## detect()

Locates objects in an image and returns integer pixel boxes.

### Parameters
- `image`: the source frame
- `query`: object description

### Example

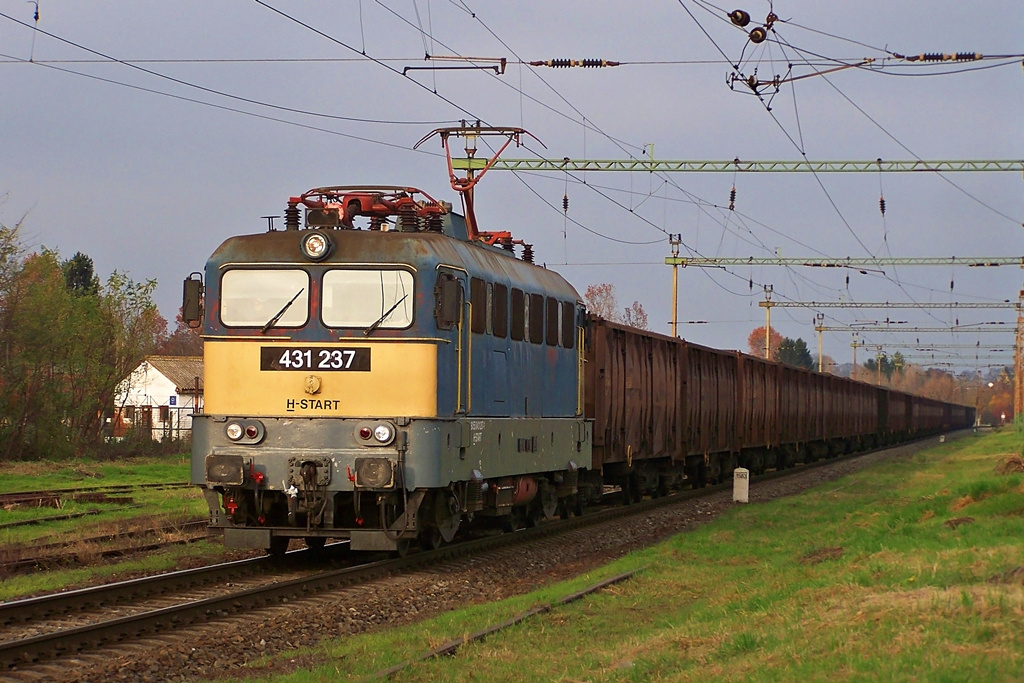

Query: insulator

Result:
[522,244,534,263]
[956,52,981,61]
[398,206,419,232]
[530,58,619,68]
[845,274,850,287]
[502,238,515,253]
[729,9,750,27]
[729,186,736,211]
[879,196,886,215]
[951,279,955,292]
[749,27,767,44]
[749,277,753,291]
[284,201,300,230]
[426,213,444,233]
[922,53,944,61]
[562,193,569,213]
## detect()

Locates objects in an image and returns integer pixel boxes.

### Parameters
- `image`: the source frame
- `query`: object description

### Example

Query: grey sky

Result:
[2,1,1021,370]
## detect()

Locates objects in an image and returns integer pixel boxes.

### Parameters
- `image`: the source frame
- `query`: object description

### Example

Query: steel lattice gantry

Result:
[451,158,1024,173]
[665,256,1024,268]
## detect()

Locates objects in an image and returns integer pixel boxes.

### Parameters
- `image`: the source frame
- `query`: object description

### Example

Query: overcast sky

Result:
[2,1,1022,371]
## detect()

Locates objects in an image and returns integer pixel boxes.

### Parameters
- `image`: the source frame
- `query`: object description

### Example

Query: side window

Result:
[485,282,493,334]
[434,272,461,331]
[529,293,544,344]
[561,302,576,349]
[545,297,559,346]
[470,277,486,334]
[493,284,508,338]
[510,288,525,341]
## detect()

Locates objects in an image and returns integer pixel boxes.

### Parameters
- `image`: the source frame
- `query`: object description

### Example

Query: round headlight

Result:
[301,232,331,261]
[226,423,243,441]
[373,424,393,443]
[358,427,372,440]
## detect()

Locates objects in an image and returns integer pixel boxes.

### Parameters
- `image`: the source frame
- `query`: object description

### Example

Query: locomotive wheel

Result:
[267,536,290,557]
[419,527,443,551]
[433,492,461,542]
[502,507,526,532]
[305,536,326,552]
[395,538,413,558]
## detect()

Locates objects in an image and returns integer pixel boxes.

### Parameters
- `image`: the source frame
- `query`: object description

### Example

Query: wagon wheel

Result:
[395,538,413,558]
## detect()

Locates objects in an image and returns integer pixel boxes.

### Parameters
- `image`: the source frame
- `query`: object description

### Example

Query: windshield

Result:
[322,269,414,328]
[221,269,310,327]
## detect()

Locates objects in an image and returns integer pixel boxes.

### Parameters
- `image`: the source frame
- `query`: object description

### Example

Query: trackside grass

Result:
[239,430,1024,682]
[0,455,216,600]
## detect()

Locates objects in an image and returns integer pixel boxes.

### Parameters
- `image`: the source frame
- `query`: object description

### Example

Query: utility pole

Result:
[851,334,861,381]
[1016,285,1024,426]
[669,234,681,337]
[760,285,774,359]
[815,313,825,372]
[876,347,885,386]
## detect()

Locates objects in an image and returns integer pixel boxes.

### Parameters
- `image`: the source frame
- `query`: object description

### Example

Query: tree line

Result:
[0,220,200,460]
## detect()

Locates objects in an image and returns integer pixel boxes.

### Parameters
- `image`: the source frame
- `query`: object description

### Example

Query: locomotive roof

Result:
[208,221,581,302]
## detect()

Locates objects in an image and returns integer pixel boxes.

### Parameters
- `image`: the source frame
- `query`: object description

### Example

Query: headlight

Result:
[373,424,393,443]
[225,420,264,444]
[301,231,331,261]
[355,421,396,446]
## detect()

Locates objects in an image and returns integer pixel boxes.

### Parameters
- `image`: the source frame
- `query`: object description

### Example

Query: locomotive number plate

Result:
[260,347,371,371]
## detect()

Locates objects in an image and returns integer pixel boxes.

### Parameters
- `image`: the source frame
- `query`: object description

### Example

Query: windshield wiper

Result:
[364,294,408,336]
[260,288,304,334]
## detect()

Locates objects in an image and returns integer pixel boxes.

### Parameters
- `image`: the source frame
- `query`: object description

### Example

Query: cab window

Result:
[322,269,414,328]
[221,269,309,327]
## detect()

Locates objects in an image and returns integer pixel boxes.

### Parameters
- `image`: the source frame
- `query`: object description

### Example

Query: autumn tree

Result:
[584,283,649,330]
[584,283,618,320]
[157,308,204,356]
[622,301,649,330]
[747,325,782,360]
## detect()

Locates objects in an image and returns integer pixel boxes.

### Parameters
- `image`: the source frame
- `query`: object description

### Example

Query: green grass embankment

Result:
[252,430,1024,682]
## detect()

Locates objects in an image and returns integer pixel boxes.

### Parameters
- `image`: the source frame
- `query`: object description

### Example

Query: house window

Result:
[124,406,135,420]
[159,406,170,422]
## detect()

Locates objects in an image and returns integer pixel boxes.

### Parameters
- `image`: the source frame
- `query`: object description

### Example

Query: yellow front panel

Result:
[204,341,438,417]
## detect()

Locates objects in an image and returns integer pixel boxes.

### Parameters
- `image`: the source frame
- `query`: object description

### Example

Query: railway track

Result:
[0,483,190,509]
[0,434,961,677]
[0,519,209,575]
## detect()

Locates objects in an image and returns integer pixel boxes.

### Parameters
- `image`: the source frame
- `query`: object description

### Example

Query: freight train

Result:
[185,184,974,556]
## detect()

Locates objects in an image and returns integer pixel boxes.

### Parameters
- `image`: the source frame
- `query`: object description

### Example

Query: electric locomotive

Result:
[186,186,591,554]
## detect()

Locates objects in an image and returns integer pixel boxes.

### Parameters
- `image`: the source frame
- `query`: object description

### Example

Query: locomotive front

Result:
[186,187,591,554]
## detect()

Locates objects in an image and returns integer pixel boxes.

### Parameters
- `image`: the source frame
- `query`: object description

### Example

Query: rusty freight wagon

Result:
[584,317,974,495]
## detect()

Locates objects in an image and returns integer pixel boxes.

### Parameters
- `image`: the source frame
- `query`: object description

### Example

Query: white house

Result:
[114,356,203,441]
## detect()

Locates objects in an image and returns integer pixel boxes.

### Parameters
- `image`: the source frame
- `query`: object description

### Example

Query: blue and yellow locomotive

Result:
[186,186,591,554]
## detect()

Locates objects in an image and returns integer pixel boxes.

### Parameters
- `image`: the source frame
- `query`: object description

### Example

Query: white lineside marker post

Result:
[733,467,749,503]
[939,435,945,443]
